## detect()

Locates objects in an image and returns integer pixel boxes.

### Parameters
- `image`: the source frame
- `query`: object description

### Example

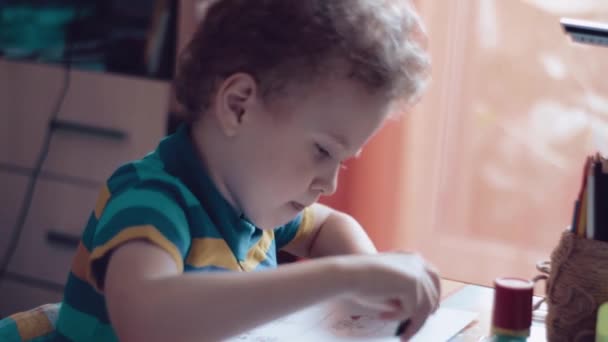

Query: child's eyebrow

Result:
[328,133,349,150]
[327,133,362,159]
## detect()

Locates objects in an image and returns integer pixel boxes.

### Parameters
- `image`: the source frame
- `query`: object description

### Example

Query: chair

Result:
[0,303,60,342]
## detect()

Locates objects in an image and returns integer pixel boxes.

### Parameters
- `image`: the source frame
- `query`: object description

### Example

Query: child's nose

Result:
[311,167,339,196]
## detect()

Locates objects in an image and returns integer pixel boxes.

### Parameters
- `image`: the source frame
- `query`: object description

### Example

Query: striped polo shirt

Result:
[51,124,315,342]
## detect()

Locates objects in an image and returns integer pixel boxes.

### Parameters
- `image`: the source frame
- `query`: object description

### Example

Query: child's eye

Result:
[315,143,331,159]
[315,144,348,171]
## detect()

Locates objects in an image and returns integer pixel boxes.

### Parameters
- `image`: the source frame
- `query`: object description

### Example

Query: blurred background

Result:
[0,0,607,316]
[328,0,608,290]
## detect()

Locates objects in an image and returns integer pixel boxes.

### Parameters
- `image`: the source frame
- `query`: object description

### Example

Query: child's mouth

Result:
[290,201,306,211]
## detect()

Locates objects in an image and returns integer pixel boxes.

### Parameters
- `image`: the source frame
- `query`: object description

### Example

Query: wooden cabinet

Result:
[0,59,170,315]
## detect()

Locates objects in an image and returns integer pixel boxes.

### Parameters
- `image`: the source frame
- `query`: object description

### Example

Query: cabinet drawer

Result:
[43,117,166,183]
[0,279,62,318]
[57,65,171,135]
[0,60,61,169]
[0,59,170,175]
[8,179,100,285]
[0,172,29,266]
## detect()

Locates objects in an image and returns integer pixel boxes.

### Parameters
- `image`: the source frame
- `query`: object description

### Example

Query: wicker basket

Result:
[543,230,608,341]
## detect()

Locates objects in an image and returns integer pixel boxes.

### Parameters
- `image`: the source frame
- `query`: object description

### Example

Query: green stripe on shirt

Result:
[55,303,118,342]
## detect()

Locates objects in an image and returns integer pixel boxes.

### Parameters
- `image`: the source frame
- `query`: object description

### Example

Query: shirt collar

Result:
[158,124,261,260]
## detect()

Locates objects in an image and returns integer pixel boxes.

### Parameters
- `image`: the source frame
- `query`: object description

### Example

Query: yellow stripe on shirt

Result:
[283,207,315,251]
[10,307,54,340]
[88,225,184,291]
[71,242,93,286]
[94,185,111,219]
[240,230,275,271]
[186,238,240,271]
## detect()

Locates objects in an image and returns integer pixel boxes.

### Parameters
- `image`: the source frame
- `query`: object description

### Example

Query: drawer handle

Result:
[50,119,127,140]
[46,230,80,249]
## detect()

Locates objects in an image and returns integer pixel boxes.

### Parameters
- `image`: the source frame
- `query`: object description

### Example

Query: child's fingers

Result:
[387,298,403,310]
[398,293,434,339]
[379,310,402,320]
[351,297,403,313]
[425,263,441,313]
[381,298,418,321]
[398,313,429,341]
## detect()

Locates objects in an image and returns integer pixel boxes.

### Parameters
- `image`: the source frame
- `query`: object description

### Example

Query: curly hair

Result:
[174,0,430,120]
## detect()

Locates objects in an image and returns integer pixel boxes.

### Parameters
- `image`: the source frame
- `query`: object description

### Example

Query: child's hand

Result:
[339,252,441,340]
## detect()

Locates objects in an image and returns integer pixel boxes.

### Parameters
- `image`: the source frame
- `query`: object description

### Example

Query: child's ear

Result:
[214,73,258,137]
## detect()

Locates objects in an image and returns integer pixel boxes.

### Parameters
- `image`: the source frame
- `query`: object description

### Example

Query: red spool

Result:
[491,277,534,336]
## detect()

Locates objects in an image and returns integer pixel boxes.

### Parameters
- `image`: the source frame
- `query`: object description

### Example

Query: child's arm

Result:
[283,203,378,258]
[105,241,440,342]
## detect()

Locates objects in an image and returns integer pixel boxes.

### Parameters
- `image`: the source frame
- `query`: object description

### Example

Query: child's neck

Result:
[189,120,244,216]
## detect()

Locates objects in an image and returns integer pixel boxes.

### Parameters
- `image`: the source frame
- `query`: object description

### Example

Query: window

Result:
[398,0,608,287]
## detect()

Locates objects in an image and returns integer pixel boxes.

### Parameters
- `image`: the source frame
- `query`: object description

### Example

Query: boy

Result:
[53,0,440,341]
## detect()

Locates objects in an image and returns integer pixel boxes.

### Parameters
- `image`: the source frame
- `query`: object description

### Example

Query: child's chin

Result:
[256,213,299,230]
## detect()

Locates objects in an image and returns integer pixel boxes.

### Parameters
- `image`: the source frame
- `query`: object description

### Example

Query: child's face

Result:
[217,77,392,229]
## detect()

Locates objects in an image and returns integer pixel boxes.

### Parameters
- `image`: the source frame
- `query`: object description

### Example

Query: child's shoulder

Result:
[104,152,196,208]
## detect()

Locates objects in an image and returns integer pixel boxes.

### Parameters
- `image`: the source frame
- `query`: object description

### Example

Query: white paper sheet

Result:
[229,301,477,341]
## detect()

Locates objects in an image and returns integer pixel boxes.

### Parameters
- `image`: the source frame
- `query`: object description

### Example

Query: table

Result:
[439,279,547,342]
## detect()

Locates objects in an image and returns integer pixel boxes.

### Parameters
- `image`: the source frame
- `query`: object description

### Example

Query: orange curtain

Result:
[320,120,409,251]
[318,0,425,252]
